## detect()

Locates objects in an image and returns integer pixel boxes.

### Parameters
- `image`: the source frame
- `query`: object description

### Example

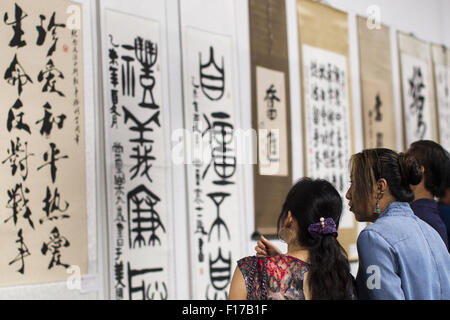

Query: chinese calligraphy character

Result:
[39,187,70,224]
[8,229,31,274]
[127,185,165,248]
[2,137,34,180]
[264,84,280,120]
[5,183,34,229]
[4,54,33,95]
[41,227,70,269]
[199,46,225,101]
[3,4,28,48]
[37,143,69,183]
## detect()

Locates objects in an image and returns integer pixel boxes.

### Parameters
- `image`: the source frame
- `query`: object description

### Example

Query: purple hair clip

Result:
[308,217,338,239]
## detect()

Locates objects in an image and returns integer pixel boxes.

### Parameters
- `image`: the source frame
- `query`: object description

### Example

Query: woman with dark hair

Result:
[228,178,356,300]
[256,149,450,299]
[406,140,449,249]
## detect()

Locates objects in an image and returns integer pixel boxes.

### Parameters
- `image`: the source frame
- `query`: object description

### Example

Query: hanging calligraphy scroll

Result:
[0,0,87,286]
[297,0,358,261]
[432,44,450,151]
[100,7,171,300]
[180,0,245,300]
[398,32,438,148]
[357,16,397,150]
[249,0,292,236]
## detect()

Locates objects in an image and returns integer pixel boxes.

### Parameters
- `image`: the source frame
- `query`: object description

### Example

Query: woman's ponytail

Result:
[307,230,353,300]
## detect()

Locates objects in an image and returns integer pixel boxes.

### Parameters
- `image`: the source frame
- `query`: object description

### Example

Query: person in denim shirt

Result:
[346,149,450,299]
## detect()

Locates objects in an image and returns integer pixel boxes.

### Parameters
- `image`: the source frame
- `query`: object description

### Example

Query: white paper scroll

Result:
[398,33,438,147]
[435,64,450,151]
[102,9,169,300]
[0,0,88,287]
[256,66,288,176]
[432,46,450,151]
[302,44,354,229]
[182,26,244,300]
[400,53,434,145]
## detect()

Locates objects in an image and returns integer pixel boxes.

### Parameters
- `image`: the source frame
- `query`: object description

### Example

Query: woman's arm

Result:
[228,266,247,300]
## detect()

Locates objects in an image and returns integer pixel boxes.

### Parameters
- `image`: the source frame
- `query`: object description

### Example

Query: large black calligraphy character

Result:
[374,93,383,122]
[408,67,427,139]
[131,37,158,109]
[37,143,69,183]
[264,84,280,120]
[7,99,31,134]
[4,55,33,95]
[206,248,232,300]
[2,137,34,180]
[127,185,165,249]
[3,4,28,48]
[39,187,69,224]
[5,183,34,229]
[127,263,167,300]
[36,102,66,137]
[129,143,155,183]
[37,59,65,96]
[202,113,236,185]
[123,107,160,182]
[199,46,225,101]
[8,229,31,274]
[123,108,161,145]
[41,227,70,269]
[207,192,231,242]
[35,12,66,57]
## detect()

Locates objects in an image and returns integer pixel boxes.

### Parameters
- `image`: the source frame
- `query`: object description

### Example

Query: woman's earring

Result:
[374,197,380,214]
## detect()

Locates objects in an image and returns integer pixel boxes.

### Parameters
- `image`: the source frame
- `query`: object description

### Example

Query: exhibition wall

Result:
[0,0,448,300]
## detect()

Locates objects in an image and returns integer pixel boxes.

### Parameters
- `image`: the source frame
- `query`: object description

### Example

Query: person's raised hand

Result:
[255,235,282,257]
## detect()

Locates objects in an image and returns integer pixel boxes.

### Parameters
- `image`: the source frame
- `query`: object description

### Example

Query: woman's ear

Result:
[286,210,294,226]
[376,178,388,195]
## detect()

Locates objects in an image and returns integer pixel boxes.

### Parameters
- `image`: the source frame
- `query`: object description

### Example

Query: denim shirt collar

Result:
[378,201,414,219]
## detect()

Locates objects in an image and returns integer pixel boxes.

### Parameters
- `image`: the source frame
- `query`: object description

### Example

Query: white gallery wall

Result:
[0,0,448,300]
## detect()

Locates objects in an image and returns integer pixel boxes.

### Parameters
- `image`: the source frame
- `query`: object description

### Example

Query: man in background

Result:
[438,149,450,249]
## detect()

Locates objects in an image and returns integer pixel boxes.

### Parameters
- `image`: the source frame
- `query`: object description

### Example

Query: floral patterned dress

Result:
[237,254,310,300]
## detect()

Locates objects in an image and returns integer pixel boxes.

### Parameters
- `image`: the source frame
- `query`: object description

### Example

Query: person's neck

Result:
[414,189,434,201]
[412,181,434,201]
[286,242,310,263]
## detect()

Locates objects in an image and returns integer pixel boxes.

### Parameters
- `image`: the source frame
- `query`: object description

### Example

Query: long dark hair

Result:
[277,178,352,300]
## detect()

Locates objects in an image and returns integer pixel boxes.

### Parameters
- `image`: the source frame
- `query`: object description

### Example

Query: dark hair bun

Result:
[398,152,422,186]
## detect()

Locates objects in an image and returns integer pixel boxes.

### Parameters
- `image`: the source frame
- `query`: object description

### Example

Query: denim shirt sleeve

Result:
[356,229,405,300]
